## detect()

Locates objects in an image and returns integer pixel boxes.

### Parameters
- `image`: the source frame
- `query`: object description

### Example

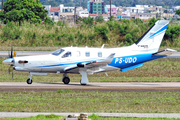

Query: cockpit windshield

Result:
[51,49,65,56]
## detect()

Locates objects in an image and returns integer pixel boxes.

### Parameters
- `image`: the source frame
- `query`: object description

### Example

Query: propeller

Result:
[6,45,15,79]
[8,65,14,79]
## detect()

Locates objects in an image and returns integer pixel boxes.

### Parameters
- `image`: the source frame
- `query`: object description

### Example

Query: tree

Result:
[0,0,48,24]
[96,15,104,23]
[125,33,133,45]
[176,9,180,16]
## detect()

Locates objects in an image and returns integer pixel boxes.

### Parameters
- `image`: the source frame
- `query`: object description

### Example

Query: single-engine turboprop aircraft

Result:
[3,20,177,85]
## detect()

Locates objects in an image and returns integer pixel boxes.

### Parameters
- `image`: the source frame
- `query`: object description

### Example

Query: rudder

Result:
[133,20,169,52]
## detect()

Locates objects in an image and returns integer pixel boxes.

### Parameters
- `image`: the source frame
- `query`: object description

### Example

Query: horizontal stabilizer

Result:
[121,63,143,72]
[153,48,177,56]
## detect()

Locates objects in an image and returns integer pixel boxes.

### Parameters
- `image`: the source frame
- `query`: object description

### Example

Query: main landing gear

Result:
[62,74,70,84]
[62,71,89,85]
[25,72,89,85]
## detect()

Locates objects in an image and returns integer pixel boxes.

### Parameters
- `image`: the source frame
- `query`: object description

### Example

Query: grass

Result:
[0,46,180,51]
[0,19,180,48]
[0,57,180,83]
[1,114,65,120]
[0,91,180,113]
[1,114,180,120]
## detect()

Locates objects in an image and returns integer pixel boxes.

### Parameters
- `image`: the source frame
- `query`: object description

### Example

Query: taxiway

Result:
[0,82,180,91]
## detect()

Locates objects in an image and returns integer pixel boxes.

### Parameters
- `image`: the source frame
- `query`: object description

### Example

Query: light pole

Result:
[2,0,3,10]
[74,7,76,25]
[110,0,111,17]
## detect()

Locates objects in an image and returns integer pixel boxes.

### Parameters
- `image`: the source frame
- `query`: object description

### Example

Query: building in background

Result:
[131,13,156,20]
[50,7,60,16]
[59,4,74,13]
[124,5,148,14]
[87,0,105,14]
[105,5,117,15]
[172,6,180,11]
[42,5,51,16]
[78,10,89,18]
[147,6,163,14]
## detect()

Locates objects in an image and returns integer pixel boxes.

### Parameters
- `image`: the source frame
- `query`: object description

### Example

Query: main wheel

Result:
[63,77,70,84]
[27,78,33,84]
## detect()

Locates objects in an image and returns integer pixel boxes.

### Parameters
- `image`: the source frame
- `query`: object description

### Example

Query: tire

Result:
[27,78,33,84]
[63,77,70,84]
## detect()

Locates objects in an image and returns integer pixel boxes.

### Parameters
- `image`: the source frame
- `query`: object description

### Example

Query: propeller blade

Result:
[8,66,11,74]
[8,51,10,58]
[11,45,13,58]
[12,69,14,80]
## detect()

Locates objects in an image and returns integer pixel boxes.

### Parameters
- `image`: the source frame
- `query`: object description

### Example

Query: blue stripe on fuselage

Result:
[109,53,165,69]
[36,53,165,70]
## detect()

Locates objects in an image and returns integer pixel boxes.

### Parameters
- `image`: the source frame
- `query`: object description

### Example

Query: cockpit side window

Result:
[52,49,65,56]
[62,51,72,58]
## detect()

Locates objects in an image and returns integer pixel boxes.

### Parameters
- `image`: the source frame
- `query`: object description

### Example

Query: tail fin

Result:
[133,20,169,52]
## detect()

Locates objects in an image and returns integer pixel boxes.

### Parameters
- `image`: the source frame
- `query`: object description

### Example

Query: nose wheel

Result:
[27,78,33,84]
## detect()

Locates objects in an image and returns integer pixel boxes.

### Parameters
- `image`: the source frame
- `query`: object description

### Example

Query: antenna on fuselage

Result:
[101,44,107,49]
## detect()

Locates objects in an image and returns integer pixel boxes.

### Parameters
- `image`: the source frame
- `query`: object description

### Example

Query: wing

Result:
[64,53,115,73]
[153,48,177,56]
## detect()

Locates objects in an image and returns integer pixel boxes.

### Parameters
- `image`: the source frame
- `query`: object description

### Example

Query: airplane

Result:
[2,20,177,85]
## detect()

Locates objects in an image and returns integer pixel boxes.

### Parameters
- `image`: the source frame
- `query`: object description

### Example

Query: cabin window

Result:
[62,51,71,58]
[85,52,90,57]
[51,49,65,56]
[98,52,102,57]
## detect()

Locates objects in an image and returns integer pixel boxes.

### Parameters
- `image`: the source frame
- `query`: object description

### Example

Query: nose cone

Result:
[3,58,14,65]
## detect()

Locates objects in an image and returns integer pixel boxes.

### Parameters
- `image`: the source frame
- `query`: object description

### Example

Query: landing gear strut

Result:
[80,79,87,85]
[79,71,88,85]
[62,74,70,84]
[27,78,33,84]
[27,74,33,84]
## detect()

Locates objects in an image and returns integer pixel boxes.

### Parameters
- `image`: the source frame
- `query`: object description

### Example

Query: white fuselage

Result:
[13,44,160,74]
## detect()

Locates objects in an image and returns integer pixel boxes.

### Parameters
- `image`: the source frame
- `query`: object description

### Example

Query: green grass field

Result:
[0,91,180,113]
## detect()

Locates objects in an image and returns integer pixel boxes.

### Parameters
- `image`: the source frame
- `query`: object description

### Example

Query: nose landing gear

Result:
[27,78,33,84]
[27,74,33,84]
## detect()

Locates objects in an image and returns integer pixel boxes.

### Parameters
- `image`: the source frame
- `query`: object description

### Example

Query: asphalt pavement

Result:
[0,112,180,118]
[1,82,180,92]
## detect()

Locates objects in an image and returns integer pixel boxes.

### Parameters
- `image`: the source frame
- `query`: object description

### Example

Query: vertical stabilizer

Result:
[133,20,169,52]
